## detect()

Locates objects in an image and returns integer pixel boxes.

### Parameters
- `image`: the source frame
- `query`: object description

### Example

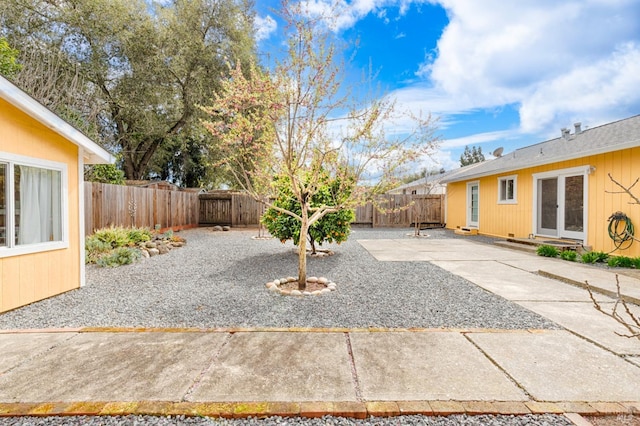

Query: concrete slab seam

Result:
[461,332,533,400]
[1,401,637,418]
[538,270,640,305]
[344,333,363,402]
[181,332,233,402]
[536,316,640,366]
[0,332,80,377]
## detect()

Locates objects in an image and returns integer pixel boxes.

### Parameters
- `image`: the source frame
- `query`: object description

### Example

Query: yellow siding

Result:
[446,147,640,257]
[0,98,81,312]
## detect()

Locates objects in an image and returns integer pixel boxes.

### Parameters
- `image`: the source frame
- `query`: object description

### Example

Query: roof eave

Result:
[443,139,640,183]
[0,76,114,165]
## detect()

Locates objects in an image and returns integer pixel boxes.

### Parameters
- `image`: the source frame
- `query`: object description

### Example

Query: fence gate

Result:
[199,193,232,225]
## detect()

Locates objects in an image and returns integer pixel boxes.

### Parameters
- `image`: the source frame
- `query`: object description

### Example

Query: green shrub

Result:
[608,255,634,268]
[560,250,577,261]
[262,172,355,252]
[91,225,131,248]
[633,257,640,269]
[86,225,152,266]
[96,247,141,267]
[127,227,152,244]
[537,245,559,257]
[581,251,609,264]
[85,236,112,264]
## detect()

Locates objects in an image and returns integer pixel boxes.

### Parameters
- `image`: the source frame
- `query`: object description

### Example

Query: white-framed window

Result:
[498,175,517,204]
[0,152,68,258]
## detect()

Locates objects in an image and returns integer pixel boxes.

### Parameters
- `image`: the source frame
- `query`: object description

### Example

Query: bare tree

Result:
[586,173,640,340]
[201,0,438,290]
[587,276,639,339]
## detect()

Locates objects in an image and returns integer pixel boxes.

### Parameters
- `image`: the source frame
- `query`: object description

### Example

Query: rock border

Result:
[265,276,337,296]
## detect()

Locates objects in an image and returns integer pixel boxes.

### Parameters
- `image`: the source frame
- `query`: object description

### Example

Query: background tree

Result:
[1,0,257,184]
[460,145,485,166]
[202,0,438,289]
[0,37,21,77]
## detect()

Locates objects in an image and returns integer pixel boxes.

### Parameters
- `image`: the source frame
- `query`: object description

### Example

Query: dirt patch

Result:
[278,279,328,292]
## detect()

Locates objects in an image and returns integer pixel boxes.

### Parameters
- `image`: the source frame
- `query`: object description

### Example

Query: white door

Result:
[467,181,479,228]
[535,171,585,241]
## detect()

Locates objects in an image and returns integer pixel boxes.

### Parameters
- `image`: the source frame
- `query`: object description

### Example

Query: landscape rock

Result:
[157,244,170,255]
[148,248,160,257]
[212,225,223,231]
[222,226,231,231]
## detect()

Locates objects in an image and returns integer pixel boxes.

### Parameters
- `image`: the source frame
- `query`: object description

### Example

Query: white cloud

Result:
[255,15,278,41]
[284,0,640,168]
[440,129,518,150]
[421,0,640,132]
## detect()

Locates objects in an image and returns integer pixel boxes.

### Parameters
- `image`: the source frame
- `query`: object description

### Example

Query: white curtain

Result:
[17,165,62,245]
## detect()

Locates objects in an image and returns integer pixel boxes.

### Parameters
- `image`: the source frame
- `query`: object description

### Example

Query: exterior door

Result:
[536,172,585,241]
[466,181,479,228]
[537,177,558,235]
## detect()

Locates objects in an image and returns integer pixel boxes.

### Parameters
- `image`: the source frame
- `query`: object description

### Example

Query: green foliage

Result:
[84,237,112,264]
[96,247,141,267]
[536,245,559,257]
[85,164,125,184]
[86,226,152,266]
[607,256,636,268]
[91,226,131,249]
[126,227,152,244]
[460,145,485,167]
[3,0,257,181]
[581,251,609,264]
[0,37,21,77]
[559,250,577,261]
[262,173,355,252]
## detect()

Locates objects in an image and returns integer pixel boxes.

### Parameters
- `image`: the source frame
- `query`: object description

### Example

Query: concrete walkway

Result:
[0,237,639,420]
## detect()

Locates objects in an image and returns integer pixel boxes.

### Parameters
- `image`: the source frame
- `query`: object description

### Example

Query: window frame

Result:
[0,152,69,258]
[497,175,518,205]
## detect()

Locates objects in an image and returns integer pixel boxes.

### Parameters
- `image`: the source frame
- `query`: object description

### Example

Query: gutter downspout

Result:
[78,148,86,288]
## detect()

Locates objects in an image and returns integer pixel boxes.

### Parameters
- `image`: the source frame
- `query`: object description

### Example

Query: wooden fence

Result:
[85,184,444,235]
[353,194,444,228]
[84,182,200,235]
[198,193,265,227]
[198,192,444,228]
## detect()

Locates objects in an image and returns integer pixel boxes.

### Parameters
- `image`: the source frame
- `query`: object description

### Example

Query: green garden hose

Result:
[608,211,635,251]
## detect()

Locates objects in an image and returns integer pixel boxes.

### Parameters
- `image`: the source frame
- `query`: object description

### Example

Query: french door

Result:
[535,169,586,241]
[466,181,479,228]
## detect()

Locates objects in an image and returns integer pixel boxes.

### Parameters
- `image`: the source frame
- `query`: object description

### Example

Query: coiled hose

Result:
[608,211,635,251]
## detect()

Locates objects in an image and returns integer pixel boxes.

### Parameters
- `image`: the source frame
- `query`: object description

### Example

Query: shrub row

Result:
[85,226,184,267]
[536,244,640,268]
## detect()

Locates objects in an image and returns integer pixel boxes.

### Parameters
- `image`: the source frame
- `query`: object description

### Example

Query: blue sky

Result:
[253,0,640,172]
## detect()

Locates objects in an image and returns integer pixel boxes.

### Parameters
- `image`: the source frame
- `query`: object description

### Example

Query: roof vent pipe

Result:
[574,122,582,134]
[561,128,570,139]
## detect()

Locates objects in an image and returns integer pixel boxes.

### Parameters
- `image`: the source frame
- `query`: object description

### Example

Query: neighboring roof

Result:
[442,114,640,183]
[392,172,448,192]
[0,75,114,164]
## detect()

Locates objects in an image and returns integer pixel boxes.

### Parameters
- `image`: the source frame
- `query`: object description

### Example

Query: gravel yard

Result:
[0,228,578,425]
[0,227,558,330]
[0,414,574,426]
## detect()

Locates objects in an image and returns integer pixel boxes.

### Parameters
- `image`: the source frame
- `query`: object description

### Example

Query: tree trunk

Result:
[298,206,309,291]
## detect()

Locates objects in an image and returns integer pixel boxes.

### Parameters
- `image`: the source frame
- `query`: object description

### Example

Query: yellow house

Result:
[0,75,113,313]
[442,115,640,257]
